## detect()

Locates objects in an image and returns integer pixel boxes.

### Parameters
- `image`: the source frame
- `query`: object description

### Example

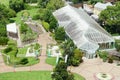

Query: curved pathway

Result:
[0,32,56,73]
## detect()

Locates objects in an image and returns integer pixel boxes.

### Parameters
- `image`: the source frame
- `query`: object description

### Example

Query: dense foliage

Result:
[9,0,25,12]
[99,2,120,34]
[61,38,83,66]
[52,61,74,80]
[0,4,16,45]
[55,27,66,41]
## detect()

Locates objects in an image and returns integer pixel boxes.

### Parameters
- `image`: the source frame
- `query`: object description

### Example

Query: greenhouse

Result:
[53,5,115,58]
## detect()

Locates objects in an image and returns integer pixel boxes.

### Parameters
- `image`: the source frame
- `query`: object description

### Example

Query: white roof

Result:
[6,23,17,33]
[53,5,114,54]
[94,2,112,10]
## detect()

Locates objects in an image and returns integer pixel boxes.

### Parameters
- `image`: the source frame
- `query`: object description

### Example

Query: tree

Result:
[37,0,49,8]
[46,0,64,11]
[55,27,65,41]
[9,0,25,12]
[71,49,83,66]
[99,2,120,34]
[52,61,74,80]
[0,4,15,45]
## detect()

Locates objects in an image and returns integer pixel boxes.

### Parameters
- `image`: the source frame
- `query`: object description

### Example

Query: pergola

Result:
[53,5,115,58]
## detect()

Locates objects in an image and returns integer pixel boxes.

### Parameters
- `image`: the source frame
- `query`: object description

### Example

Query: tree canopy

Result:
[9,0,25,12]
[52,61,74,80]
[99,2,120,34]
[55,27,65,41]
[0,4,16,45]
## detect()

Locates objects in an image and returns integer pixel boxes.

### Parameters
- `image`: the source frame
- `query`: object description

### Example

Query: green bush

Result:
[4,46,12,53]
[71,58,80,66]
[34,43,40,50]
[20,58,29,65]
[115,42,120,51]
[108,56,113,63]
[0,37,9,45]
[32,14,40,20]
[71,49,83,66]
[42,21,50,31]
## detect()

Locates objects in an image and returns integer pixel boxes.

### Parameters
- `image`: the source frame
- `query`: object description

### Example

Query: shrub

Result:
[4,46,12,53]
[32,14,40,20]
[20,58,28,65]
[108,56,113,63]
[34,43,40,50]
[71,49,83,66]
[0,37,9,45]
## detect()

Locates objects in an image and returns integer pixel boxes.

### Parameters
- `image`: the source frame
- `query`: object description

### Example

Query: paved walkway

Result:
[68,57,120,80]
[0,32,56,73]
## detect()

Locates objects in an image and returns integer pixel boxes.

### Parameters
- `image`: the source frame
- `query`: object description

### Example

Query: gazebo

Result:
[53,5,115,59]
[6,23,18,38]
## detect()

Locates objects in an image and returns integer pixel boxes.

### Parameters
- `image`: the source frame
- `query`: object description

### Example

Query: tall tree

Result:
[55,27,65,41]
[9,0,25,12]
[52,61,74,80]
[99,2,120,34]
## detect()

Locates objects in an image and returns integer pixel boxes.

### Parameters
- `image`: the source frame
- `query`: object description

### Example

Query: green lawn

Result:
[0,0,9,7]
[46,57,56,66]
[17,46,28,57]
[0,71,85,80]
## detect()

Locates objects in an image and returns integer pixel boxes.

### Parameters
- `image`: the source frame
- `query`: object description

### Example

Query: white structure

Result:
[83,4,93,15]
[6,23,18,38]
[53,5,115,58]
[94,2,112,15]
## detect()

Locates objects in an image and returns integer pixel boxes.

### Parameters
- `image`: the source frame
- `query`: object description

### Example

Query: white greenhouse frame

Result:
[53,5,115,58]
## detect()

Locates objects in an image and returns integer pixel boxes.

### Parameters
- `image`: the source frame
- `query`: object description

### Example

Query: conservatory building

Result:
[53,5,115,59]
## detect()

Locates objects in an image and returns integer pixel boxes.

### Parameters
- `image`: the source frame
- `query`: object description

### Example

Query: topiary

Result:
[20,58,28,65]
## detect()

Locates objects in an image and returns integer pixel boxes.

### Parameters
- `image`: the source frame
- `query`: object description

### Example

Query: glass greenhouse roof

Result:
[53,5,114,54]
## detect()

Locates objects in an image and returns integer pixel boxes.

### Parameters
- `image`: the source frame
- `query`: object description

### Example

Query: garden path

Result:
[31,32,56,70]
[68,57,120,80]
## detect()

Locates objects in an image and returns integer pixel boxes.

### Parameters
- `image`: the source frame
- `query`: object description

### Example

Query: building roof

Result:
[53,5,114,54]
[6,23,17,33]
[94,2,112,10]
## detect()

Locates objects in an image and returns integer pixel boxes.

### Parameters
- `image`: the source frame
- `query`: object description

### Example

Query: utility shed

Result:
[6,23,18,38]
[53,5,115,59]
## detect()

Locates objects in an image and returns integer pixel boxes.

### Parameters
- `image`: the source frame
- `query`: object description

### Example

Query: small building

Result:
[53,5,115,59]
[94,2,112,15]
[6,23,18,38]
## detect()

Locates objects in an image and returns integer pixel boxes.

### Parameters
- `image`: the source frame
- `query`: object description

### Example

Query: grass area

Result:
[18,47,28,55]
[41,21,50,31]
[0,71,85,80]
[11,8,39,24]
[0,0,9,7]
[46,57,56,66]
[74,73,85,80]
[26,57,39,66]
